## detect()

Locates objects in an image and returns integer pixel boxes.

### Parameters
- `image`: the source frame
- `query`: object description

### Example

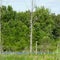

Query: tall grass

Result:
[0,53,60,60]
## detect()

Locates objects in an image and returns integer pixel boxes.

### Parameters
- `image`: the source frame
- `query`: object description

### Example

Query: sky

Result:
[1,0,60,14]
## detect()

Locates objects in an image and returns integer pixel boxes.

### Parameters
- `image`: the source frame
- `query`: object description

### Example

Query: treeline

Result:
[1,6,60,52]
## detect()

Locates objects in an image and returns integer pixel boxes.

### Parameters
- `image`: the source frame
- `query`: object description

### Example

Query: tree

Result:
[1,5,60,52]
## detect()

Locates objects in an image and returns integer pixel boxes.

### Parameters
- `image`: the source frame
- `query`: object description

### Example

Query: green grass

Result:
[0,53,60,60]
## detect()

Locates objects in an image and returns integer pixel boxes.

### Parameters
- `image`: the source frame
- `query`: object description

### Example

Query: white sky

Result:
[1,0,60,14]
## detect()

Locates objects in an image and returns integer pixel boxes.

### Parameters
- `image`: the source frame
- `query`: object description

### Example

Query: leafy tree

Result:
[1,6,60,52]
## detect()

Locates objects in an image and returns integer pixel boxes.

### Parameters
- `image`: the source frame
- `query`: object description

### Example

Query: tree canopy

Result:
[0,5,60,52]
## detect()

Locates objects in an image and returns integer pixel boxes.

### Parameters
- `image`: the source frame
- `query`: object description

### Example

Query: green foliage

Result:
[0,54,60,60]
[1,5,60,52]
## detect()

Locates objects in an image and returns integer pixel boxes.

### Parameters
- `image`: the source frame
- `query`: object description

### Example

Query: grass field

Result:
[0,53,60,60]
